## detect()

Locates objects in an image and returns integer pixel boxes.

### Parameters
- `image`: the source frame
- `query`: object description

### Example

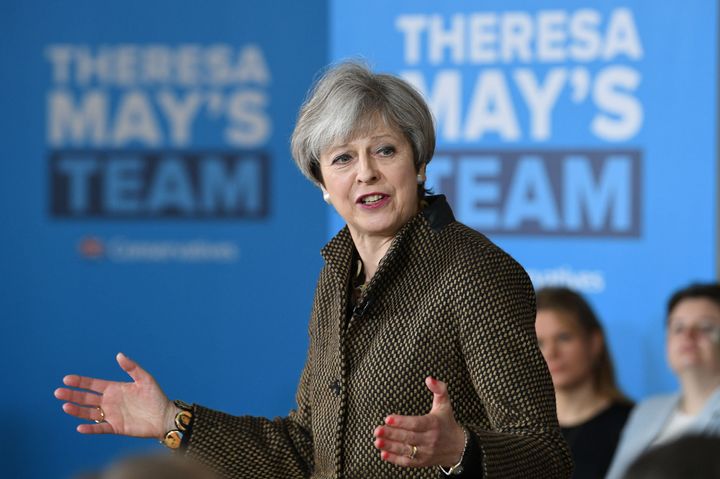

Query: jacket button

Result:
[330,379,341,396]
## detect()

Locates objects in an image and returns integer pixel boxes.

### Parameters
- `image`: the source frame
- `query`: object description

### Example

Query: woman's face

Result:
[318,121,424,243]
[667,298,720,377]
[536,309,599,391]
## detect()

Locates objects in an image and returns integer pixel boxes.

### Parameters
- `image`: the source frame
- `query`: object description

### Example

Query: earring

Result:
[417,174,426,185]
[322,191,331,204]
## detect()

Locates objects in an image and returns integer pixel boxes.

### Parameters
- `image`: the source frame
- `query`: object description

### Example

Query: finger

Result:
[380,450,420,468]
[383,414,431,432]
[374,424,420,445]
[116,352,150,384]
[61,402,105,423]
[425,376,451,411]
[63,375,111,394]
[77,422,115,435]
[374,437,421,459]
[54,388,102,407]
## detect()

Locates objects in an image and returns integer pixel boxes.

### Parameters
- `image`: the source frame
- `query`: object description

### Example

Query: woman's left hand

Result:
[373,376,466,468]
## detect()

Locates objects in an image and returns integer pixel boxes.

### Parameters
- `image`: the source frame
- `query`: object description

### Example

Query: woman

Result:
[535,287,632,479]
[55,62,572,478]
[606,283,720,479]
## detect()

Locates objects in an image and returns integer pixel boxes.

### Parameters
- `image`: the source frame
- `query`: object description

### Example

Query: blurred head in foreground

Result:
[623,435,720,479]
[75,453,218,479]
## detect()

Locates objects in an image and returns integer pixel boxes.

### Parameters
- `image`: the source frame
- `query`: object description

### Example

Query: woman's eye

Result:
[670,324,685,335]
[332,154,352,165]
[377,146,395,156]
[557,333,573,342]
[698,324,720,336]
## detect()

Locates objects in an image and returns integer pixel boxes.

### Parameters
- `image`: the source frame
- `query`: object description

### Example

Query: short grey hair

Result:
[291,61,435,186]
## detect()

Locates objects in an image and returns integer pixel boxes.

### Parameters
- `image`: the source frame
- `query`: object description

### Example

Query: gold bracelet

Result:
[160,400,193,449]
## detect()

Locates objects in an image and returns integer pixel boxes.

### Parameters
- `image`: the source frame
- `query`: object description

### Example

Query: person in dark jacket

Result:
[55,62,573,478]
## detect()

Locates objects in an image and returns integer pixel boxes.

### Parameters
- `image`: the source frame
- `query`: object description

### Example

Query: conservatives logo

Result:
[77,236,240,263]
[78,236,104,259]
[45,43,271,219]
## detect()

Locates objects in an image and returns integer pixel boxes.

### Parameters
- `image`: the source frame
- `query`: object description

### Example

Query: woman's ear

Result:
[320,186,331,205]
[417,163,427,184]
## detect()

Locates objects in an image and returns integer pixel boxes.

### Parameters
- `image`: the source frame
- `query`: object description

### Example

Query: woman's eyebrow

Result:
[369,134,396,141]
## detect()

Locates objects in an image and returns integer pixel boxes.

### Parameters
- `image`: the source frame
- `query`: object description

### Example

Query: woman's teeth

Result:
[362,194,383,204]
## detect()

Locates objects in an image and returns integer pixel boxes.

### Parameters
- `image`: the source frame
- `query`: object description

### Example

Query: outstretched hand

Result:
[54,353,177,439]
[373,376,466,468]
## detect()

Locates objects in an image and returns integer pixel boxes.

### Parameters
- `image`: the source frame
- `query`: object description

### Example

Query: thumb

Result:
[116,352,148,383]
[425,376,452,413]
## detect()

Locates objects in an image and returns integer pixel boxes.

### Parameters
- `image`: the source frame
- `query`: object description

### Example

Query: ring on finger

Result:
[94,406,105,424]
[407,444,418,460]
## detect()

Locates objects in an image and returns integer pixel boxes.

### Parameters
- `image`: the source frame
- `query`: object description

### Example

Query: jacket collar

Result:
[320,195,454,282]
[694,385,720,428]
[421,194,455,232]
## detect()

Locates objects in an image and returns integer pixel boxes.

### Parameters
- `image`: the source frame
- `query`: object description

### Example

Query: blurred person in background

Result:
[535,287,633,479]
[54,62,572,478]
[606,283,720,479]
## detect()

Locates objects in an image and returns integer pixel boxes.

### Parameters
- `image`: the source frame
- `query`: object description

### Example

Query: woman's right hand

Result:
[54,352,178,439]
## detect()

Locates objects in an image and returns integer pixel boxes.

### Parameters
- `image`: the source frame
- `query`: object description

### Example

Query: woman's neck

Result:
[350,233,394,282]
[555,380,610,427]
[678,372,720,415]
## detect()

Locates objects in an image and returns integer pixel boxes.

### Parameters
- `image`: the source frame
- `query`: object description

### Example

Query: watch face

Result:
[177,410,192,430]
[164,430,182,449]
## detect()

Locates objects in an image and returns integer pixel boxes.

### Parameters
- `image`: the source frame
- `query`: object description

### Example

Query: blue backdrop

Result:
[1,1,717,478]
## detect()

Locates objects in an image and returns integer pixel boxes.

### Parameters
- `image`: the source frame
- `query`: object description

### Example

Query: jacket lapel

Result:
[691,386,720,434]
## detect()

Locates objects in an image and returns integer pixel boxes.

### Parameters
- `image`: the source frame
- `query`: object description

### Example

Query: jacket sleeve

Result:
[456,246,573,478]
[182,321,316,478]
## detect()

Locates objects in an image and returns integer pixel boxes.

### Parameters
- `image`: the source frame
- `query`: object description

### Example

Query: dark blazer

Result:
[184,196,573,478]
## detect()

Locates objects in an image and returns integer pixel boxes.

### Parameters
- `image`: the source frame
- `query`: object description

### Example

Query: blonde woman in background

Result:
[535,287,633,479]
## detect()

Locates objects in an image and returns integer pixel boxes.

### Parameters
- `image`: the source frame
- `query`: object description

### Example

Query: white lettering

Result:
[591,66,643,141]
[464,70,520,140]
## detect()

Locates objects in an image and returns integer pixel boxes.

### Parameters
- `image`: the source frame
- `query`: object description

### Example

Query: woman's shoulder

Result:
[622,393,679,429]
[420,196,515,258]
[440,221,528,275]
[633,392,679,412]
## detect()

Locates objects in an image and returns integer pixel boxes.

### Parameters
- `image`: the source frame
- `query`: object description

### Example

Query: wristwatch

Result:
[439,427,468,475]
[161,400,193,449]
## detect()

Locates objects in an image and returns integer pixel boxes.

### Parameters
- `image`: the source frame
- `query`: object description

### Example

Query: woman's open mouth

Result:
[357,193,390,209]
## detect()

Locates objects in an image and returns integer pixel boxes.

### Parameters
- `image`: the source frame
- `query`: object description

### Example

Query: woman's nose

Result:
[356,153,379,183]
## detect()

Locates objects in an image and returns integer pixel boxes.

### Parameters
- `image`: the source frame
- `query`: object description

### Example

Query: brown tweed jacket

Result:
[185,196,573,478]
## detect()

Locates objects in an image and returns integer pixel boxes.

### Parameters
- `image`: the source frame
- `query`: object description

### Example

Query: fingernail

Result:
[385,417,395,425]
[381,451,390,460]
[376,439,385,448]
[376,427,384,437]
